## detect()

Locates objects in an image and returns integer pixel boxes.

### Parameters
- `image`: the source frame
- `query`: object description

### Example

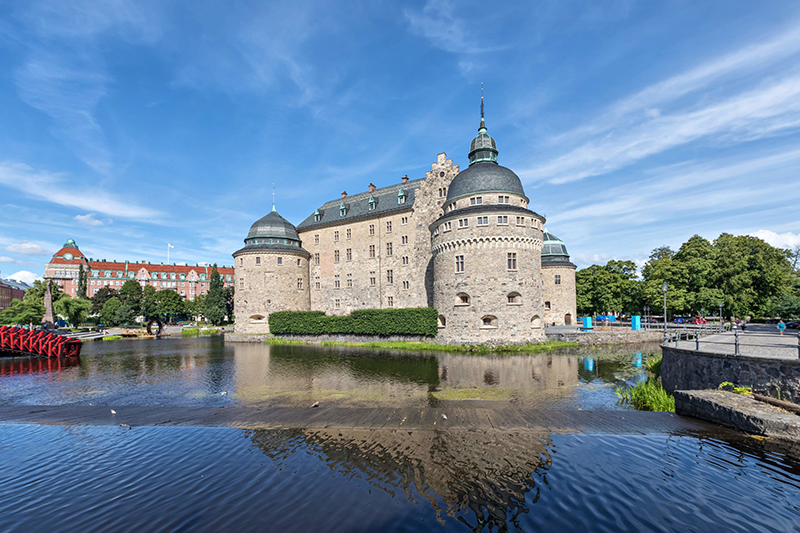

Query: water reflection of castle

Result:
[231,343,579,404]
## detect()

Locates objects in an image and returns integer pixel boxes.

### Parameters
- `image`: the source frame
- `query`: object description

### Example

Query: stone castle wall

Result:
[431,207,546,345]
[233,249,310,334]
[542,264,577,326]
[298,154,457,314]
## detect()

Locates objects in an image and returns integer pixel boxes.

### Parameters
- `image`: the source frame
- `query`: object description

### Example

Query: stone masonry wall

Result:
[233,249,310,334]
[542,264,577,326]
[298,153,457,315]
[431,206,546,345]
[662,346,800,403]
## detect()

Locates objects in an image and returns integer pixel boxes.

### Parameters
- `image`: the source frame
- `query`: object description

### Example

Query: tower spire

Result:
[479,82,486,131]
[272,184,276,212]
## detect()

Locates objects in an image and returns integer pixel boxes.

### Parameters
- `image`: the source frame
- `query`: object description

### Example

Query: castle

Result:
[233,105,576,344]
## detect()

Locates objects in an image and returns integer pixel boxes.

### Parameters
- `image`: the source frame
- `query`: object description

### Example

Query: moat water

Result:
[1,337,799,532]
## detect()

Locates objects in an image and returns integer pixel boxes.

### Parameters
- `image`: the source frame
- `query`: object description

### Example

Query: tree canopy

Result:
[54,296,92,327]
[204,264,226,325]
[91,286,119,315]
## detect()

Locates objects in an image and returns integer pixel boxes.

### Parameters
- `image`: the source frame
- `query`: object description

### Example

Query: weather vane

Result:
[481,82,484,119]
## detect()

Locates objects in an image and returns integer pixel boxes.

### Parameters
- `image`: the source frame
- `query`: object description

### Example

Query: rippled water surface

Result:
[0,336,656,409]
[1,424,799,532]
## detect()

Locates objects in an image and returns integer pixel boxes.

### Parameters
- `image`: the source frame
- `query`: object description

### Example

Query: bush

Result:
[616,379,675,412]
[269,308,438,337]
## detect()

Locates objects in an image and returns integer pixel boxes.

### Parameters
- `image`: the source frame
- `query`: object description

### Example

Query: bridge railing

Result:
[663,328,800,359]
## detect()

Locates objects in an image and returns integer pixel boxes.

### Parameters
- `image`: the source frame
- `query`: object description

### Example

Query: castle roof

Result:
[541,230,574,266]
[296,178,423,230]
[48,238,88,266]
[236,209,309,256]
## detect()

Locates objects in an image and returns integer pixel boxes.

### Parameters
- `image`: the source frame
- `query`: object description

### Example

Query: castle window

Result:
[369,245,376,258]
[334,231,339,242]
[314,210,321,222]
[314,234,320,245]
[397,190,406,204]
[477,216,488,226]
[402,256,409,265]
[387,270,394,284]
[442,221,452,232]
[387,296,394,307]
[346,248,352,261]
[545,301,551,310]
[297,258,302,266]
[555,274,561,285]
[346,273,353,288]
[507,253,517,270]
[297,278,303,290]
[255,257,261,265]
[439,188,443,198]
[249,314,265,324]
[277,257,283,265]
[315,277,320,290]
[401,236,408,244]
[458,218,468,228]
[340,203,347,217]
[369,224,375,236]
[368,195,376,210]
[346,229,351,240]
[314,253,320,265]
[498,195,510,204]
[438,315,446,328]
[498,216,508,225]
[240,258,243,265]
[402,280,409,290]
[456,293,470,306]
[386,243,393,256]
[334,250,340,263]
[335,298,340,309]
[401,217,408,225]
[507,292,522,305]
[455,255,465,273]
[386,221,392,233]
[470,197,483,205]
[516,217,525,225]
[369,271,376,286]
[481,315,498,329]
[531,315,543,328]
[334,275,340,288]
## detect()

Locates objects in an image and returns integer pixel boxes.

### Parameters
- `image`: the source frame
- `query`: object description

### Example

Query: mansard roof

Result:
[296,178,423,230]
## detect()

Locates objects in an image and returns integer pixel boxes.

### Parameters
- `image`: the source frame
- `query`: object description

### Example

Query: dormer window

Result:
[398,189,406,204]
[340,202,347,217]
[368,195,376,211]
[314,209,321,222]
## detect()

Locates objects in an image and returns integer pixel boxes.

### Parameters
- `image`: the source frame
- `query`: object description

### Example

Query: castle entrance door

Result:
[564,313,572,325]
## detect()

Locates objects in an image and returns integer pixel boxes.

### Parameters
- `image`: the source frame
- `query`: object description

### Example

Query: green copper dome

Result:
[63,238,78,249]
[541,230,571,264]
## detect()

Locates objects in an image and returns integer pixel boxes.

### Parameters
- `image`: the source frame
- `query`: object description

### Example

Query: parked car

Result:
[690,318,708,324]
[785,321,800,329]
[674,318,687,324]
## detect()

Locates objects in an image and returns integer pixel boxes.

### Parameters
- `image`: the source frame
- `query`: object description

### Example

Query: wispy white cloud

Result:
[6,270,41,285]
[74,213,109,226]
[0,256,19,264]
[5,242,47,255]
[0,162,163,221]
[750,230,800,250]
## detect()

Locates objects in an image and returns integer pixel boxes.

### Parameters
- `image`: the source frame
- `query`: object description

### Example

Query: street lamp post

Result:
[662,281,669,339]
[718,301,723,333]
[644,305,650,330]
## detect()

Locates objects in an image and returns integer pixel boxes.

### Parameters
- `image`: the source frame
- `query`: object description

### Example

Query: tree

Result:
[140,285,159,320]
[204,264,226,325]
[575,261,640,316]
[0,299,45,325]
[187,294,205,321]
[118,280,143,316]
[223,286,235,322]
[24,279,64,306]
[99,297,122,326]
[91,287,119,315]
[156,290,185,323]
[54,296,92,327]
[77,264,88,299]
[114,304,137,326]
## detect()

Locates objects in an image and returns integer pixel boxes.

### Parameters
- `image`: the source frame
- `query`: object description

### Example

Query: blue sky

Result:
[1,0,800,284]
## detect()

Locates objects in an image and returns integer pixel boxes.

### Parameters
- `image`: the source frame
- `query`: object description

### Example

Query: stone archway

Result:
[531,315,543,328]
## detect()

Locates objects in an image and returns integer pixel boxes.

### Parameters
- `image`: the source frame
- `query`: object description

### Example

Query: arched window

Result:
[507,292,522,305]
[249,314,266,324]
[531,315,543,328]
[455,293,470,306]
[481,315,498,329]
[438,315,446,328]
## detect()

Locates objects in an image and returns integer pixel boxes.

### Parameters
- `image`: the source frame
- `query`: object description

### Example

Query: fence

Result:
[663,327,800,359]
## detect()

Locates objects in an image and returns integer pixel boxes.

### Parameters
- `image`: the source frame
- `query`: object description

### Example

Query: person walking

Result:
[740,319,747,333]
[777,320,786,335]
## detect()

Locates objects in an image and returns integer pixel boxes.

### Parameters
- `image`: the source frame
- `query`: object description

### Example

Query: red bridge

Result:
[0,326,82,359]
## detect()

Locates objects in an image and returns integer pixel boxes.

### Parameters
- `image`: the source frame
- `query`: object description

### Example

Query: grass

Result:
[615,379,675,412]
[101,335,124,341]
[183,327,221,337]
[262,338,578,354]
[429,387,513,401]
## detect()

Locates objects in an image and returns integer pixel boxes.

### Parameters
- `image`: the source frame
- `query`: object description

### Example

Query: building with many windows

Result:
[45,239,234,300]
[233,105,576,342]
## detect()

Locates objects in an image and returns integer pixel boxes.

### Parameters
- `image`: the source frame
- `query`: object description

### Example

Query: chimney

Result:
[368,183,376,193]
[341,191,347,198]
[401,175,408,184]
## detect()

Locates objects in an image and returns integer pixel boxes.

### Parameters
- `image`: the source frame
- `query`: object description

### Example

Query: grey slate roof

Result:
[296,178,423,230]
[0,278,31,291]
[247,211,302,242]
[445,161,527,203]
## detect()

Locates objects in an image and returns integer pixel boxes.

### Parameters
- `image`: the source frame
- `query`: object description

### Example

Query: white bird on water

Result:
[110,409,117,415]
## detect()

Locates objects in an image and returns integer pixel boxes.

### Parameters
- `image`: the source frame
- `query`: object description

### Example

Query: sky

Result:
[1,0,799,285]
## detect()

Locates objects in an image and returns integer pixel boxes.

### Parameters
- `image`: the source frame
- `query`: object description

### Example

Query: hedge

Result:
[268,308,438,337]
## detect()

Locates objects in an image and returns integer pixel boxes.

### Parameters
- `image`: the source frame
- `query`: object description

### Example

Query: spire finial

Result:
[480,82,484,119]
[272,184,276,212]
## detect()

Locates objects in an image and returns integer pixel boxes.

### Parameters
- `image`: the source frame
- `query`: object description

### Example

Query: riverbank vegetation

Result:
[616,355,675,412]
[577,233,799,320]
[268,308,438,336]
[263,338,578,354]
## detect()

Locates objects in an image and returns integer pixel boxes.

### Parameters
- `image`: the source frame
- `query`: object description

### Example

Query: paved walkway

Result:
[674,324,799,359]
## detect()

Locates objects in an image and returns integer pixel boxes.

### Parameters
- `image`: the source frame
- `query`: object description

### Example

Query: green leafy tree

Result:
[54,296,92,327]
[204,264,226,325]
[575,261,639,315]
[91,286,119,315]
[140,285,159,320]
[77,264,88,299]
[118,280,143,316]
[114,304,137,326]
[223,286,235,322]
[156,290,185,323]
[100,297,122,326]
[0,299,45,325]
[24,279,64,306]
[188,294,205,321]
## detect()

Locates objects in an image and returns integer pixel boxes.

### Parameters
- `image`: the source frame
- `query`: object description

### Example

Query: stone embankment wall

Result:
[545,330,663,346]
[225,333,432,344]
[662,346,800,403]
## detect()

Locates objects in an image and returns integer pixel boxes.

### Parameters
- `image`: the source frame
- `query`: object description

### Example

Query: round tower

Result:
[431,104,546,344]
[541,230,577,326]
[233,207,310,334]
